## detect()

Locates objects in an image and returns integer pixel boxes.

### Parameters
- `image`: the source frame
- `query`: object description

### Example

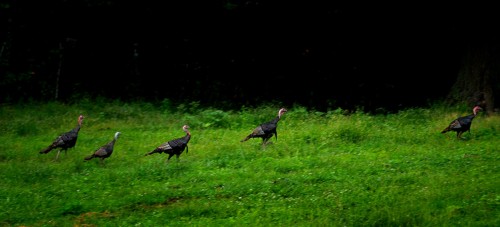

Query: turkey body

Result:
[241,108,287,145]
[40,115,84,160]
[145,125,191,162]
[85,132,121,164]
[441,106,482,139]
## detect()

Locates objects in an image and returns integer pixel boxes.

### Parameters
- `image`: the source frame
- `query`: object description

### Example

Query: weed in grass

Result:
[60,201,84,216]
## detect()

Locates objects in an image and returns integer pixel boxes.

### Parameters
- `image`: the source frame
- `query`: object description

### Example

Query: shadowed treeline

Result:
[1,2,498,112]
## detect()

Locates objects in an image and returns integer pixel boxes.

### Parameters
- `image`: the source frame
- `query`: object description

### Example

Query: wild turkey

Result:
[40,115,84,160]
[241,108,287,145]
[145,125,191,163]
[84,132,121,165]
[441,105,482,139]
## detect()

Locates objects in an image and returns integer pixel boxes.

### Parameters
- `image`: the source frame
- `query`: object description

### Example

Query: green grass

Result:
[0,101,499,226]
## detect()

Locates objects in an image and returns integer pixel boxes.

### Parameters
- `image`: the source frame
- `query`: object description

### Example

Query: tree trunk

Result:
[447,43,499,114]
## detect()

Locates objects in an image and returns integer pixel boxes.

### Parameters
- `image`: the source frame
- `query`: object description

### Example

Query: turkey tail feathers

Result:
[84,155,94,161]
[240,135,251,142]
[40,146,53,154]
[441,127,450,133]
[145,150,158,156]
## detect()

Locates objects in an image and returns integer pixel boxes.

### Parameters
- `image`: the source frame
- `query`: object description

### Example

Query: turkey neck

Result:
[469,110,479,119]
[268,116,281,125]
[74,118,83,132]
[73,123,81,133]
[109,133,120,146]
[111,136,119,145]
[183,130,191,143]
[107,140,116,148]
[270,111,285,124]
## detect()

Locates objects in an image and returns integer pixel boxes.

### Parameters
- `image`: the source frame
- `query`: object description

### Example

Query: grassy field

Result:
[0,100,499,226]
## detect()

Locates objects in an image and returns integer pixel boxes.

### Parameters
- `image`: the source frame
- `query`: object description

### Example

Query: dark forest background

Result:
[1,1,499,112]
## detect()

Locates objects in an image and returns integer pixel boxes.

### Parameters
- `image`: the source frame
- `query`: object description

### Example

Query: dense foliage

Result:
[0,101,499,226]
[4,2,499,111]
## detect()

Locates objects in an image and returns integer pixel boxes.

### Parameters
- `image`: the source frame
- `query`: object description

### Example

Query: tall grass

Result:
[0,100,498,226]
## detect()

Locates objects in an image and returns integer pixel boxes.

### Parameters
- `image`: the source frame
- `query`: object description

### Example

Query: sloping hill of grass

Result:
[0,101,498,226]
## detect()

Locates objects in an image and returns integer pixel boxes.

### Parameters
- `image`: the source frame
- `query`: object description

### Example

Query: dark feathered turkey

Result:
[145,125,191,162]
[241,108,287,145]
[84,132,121,164]
[40,115,84,160]
[441,105,482,139]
